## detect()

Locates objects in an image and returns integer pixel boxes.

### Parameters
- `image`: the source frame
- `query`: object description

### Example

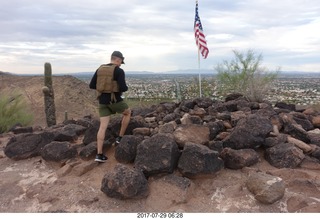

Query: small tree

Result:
[215,49,279,102]
[0,92,33,133]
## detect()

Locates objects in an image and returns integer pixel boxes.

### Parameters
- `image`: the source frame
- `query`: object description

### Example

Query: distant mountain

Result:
[57,72,93,77]
[54,71,156,77]
[163,69,214,74]
[2,69,320,77]
[55,69,214,76]
[279,71,320,78]
[65,69,320,76]
[281,71,320,74]
[127,71,156,74]
[0,71,13,76]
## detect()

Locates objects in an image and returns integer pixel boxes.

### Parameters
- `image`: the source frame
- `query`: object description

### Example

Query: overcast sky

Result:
[1,0,319,74]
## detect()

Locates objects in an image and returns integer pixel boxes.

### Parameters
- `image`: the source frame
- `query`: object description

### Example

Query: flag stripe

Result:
[194,1,209,59]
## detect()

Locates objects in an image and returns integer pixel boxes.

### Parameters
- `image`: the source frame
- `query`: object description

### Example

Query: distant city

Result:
[6,69,320,106]
[73,71,320,106]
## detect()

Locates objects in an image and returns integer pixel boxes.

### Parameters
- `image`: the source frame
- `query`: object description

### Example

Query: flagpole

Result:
[198,45,202,98]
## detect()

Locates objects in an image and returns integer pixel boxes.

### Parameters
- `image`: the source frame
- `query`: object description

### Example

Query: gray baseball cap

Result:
[111,51,125,64]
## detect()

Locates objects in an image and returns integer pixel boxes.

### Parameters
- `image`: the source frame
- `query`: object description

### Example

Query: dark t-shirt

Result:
[89,63,128,104]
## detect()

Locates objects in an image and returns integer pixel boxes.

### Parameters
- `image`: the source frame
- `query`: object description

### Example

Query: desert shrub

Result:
[181,76,216,100]
[215,49,279,102]
[0,92,33,133]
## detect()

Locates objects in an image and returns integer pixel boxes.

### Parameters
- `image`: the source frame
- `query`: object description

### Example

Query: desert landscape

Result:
[1,72,320,214]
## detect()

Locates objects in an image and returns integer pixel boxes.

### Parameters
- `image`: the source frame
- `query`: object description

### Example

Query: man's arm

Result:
[89,70,98,89]
[116,69,128,92]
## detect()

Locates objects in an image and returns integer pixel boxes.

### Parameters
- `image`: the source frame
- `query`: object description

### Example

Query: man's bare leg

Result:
[119,108,131,137]
[97,116,110,154]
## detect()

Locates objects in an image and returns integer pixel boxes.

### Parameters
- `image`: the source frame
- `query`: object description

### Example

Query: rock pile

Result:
[4,94,320,205]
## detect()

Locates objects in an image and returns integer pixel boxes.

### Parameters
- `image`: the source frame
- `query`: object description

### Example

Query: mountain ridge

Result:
[2,70,320,77]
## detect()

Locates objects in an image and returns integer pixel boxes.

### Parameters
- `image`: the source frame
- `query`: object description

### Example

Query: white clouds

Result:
[0,0,319,74]
[279,18,320,52]
[205,0,320,72]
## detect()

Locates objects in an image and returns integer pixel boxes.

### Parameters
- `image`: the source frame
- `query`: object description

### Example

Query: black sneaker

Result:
[94,154,108,163]
[115,136,122,146]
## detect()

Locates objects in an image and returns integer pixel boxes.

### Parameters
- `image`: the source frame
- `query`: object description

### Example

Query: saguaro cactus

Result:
[42,62,56,127]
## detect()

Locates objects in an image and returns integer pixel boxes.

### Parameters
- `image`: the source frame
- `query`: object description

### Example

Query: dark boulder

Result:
[78,142,97,161]
[194,97,214,108]
[291,112,314,131]
[225,93,244,102]
[263,134,288,149]
[220,148,260,169]
[108,116,147,137]
[41,141,78,162]
[265,143,305,168]
[207,121,225,140]
[179,100,196,112]
[115,135,143,163]
[275,102,296,111]
[134,133,180,176]
[178,142,224,178]
[4,132,54,160]
[101,163,149,199]
[283,123,311,143]
[223,114,273,149]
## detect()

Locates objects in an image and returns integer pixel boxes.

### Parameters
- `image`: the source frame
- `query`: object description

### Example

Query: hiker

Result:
[89,51,131,163]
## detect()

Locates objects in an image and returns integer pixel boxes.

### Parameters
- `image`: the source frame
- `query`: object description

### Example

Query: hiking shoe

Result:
[94,154,108,163]
[115,136,122,146]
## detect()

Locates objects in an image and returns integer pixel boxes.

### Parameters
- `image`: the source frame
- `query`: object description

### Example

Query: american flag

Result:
[194,1,209,59]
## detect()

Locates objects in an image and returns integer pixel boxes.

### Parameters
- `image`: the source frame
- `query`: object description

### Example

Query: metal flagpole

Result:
[198,45,202,98]
[195,0,202,98]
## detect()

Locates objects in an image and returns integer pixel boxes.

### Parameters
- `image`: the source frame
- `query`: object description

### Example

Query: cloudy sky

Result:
[1,0,319,74]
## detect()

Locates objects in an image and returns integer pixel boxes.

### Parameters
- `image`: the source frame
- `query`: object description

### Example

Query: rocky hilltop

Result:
[1,92,320,213]
[1,90,320,213]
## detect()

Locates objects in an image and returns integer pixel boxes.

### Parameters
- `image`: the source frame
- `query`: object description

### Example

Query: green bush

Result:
[0,92,33,133]
[181,76,216,100]
[215,49,279,102]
